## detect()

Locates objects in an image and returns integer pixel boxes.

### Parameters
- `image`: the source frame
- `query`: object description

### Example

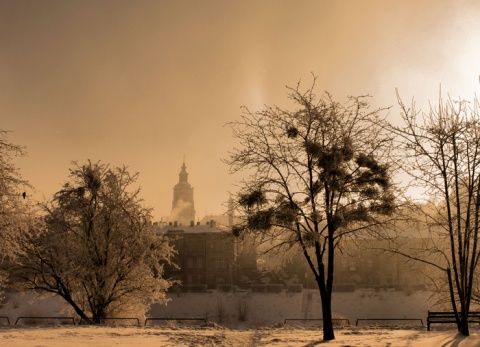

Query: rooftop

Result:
[153,220,230,234]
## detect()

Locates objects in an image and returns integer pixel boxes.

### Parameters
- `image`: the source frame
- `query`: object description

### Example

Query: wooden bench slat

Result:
[79,317,140,326]
[427,311,480,331]
[14,317,75,325]
[144,317,207,326]
[356,318,423,326]
[283,318,350,326]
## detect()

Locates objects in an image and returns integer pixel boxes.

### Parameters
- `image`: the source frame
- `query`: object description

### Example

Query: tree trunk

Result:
[447,268,470,336]
[57,287,89,323]
[92,309,106,324]
[319,288,335,341]
[460,312,470,336]
[447,268,461,332]
[317,271,335,341]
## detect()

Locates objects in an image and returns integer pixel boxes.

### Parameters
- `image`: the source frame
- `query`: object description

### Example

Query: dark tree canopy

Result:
[226,78,398,340]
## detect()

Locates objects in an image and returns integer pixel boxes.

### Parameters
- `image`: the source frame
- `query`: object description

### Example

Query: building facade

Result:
[282,239,426,290]
[158,222,239,288]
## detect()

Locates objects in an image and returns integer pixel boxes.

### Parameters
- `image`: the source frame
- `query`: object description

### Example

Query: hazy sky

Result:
[2,0,480,219]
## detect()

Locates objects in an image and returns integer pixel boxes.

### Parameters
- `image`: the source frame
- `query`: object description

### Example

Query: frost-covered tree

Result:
[0,130,34,288]
[11,161,174,323]
[225,78,398,341]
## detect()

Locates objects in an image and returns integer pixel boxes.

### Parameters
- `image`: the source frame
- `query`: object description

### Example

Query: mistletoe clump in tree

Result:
[11,161,174,323]
[226,77,398,341]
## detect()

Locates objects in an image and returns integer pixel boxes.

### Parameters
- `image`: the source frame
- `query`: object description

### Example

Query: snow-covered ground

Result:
[1,325,480,346]
[1,289,478,346]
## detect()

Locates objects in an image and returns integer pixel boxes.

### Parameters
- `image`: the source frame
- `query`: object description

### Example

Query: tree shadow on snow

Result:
[303,341,328,347]
[440,334,468,347]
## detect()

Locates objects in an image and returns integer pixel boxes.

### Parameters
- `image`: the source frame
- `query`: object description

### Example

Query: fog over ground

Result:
[1,0,480,217]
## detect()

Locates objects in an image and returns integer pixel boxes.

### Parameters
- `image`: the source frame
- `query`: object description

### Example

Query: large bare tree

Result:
[393,92,480,336]
[10,161,175,323]
[225,78,398,340]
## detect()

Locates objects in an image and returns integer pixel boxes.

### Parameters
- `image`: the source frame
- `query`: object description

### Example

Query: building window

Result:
[195,257,203,268]
[186,241,194,253]
[342,258,348,269]
[349,261,356,272]
[214,259,228,268]
[196,241,204,252]
[215,242,227,252]
[367,259,374,269]
[186,257,194,268]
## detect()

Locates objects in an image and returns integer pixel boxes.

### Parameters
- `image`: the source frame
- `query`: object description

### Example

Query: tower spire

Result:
[179,160,188,183]
[171,160,195,225]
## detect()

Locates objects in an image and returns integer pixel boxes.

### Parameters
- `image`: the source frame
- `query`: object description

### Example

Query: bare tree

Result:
[225,77,398,341]
[393,91,480,336]
[10,161,175,323]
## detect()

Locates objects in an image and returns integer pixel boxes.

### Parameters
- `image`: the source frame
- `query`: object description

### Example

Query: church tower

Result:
[171,161,196,225]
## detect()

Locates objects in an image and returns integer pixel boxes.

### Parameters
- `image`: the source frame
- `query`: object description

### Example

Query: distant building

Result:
[156,161,257,288]
[282,239,426,290]
[334,240,425,288]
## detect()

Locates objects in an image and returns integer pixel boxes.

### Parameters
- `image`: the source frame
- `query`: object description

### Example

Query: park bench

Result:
[79,317,140,326]
[283,318,350,327]
[427,311,480,331]
[356,318,423,327]
[144,317,207,326]
[14,316,75,325]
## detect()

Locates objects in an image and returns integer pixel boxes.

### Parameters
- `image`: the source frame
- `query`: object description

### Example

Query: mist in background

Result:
[1,0,480,218]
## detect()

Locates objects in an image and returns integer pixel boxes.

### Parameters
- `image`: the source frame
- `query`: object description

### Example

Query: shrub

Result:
[216,297,225,323]
[250,284,266,293]
[237,297,249,322]
[287,284,303,293]
[266,284,284,293]
[332,284,355,292]
[181,285,207,293]
[403,286,414,296]
[413,284,426,291]
[217,284,232,292]
[170,285,182,297]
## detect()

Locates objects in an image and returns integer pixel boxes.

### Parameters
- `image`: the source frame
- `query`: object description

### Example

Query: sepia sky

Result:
[1,0,480,219]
